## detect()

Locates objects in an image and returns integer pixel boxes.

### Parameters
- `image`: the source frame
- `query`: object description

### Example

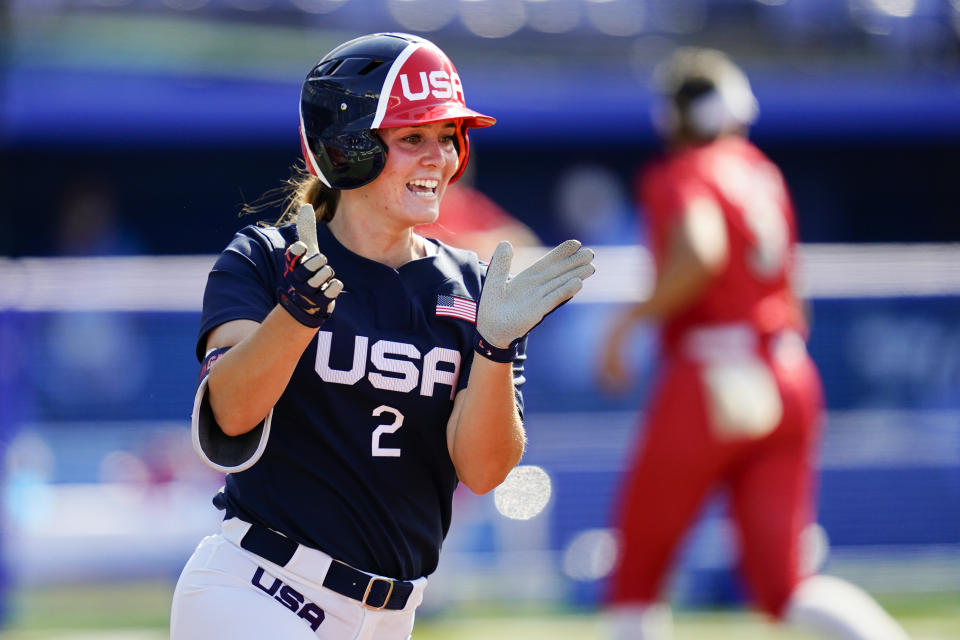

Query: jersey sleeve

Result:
[195,226,285,360]
[638,158,714,264]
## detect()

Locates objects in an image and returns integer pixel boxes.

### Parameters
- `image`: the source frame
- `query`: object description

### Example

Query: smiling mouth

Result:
[407,178,439,198]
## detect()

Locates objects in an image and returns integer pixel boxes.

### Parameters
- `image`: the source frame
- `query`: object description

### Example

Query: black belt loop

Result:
[240,523,299,567]
[237,521,413,610]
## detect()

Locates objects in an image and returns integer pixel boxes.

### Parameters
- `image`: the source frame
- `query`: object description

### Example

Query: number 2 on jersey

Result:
[371,405,403,457]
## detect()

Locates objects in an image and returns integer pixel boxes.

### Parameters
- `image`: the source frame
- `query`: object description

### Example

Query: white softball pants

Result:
[170,519,427,640]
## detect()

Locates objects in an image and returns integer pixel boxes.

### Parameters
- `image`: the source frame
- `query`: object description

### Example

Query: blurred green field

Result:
[2,581,958,639]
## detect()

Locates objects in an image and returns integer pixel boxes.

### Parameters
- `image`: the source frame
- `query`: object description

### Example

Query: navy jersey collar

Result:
[313,222,466,294]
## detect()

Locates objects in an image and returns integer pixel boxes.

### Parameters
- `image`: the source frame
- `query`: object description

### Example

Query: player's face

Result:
[357,121,460,228]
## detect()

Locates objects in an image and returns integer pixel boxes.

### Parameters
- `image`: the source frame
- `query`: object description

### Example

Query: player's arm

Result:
[636,196,728,320]
[200,204,343,437]
[446,357,525,495]
[203,312,318,436]
[447,240,595,494]
[598,197,728,392]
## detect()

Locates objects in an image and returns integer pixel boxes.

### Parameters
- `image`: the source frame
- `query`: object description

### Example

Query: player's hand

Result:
[597,326,632,395]
[476,240,596,349]
[597,309,645,395]
[277,204,344,328]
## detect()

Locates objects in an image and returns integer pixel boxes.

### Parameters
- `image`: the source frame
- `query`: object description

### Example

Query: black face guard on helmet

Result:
[299,32,496,190]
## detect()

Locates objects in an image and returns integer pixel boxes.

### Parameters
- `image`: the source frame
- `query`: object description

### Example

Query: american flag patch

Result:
[436,294,477,323]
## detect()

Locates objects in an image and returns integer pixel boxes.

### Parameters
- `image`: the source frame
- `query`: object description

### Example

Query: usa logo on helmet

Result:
[399,70,465,103]
[372,41,477,129]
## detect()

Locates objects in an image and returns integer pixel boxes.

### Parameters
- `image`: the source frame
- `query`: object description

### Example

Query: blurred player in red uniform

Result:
[598,48,910,640]
[415,161,540,262]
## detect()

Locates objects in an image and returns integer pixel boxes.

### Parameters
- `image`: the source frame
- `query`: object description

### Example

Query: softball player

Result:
[170,32,595,639]
[598,48,910,640]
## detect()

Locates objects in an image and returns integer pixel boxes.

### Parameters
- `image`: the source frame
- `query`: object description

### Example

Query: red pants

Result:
[608,348,823,618]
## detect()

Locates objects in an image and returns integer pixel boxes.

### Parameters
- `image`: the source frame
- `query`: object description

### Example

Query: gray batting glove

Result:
[277,204,344,328]
[476,240,596,349]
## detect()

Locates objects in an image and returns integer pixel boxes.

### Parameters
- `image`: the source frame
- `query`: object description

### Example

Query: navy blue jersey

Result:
[196,222,525,580]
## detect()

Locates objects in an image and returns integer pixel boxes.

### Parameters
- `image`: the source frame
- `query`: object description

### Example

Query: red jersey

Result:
[638,136,806,351]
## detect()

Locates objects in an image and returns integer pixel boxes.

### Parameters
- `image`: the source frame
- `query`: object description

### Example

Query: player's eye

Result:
[402,134,422,144]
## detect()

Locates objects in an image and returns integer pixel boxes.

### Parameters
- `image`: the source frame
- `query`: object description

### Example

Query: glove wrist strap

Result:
[278,290,329,329]
[473,331,519,363]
